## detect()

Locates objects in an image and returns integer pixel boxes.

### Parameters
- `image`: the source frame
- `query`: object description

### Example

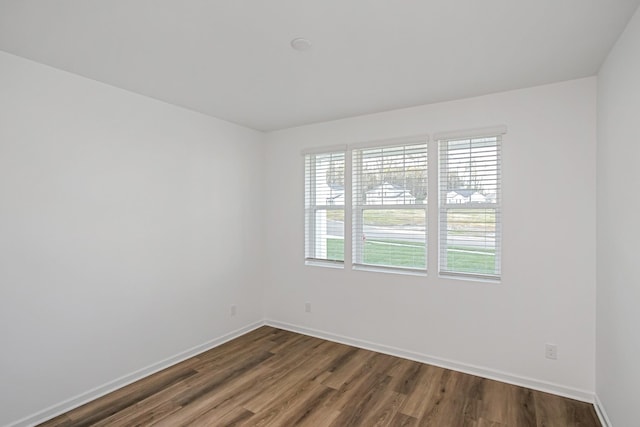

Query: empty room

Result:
[1,1,639,426]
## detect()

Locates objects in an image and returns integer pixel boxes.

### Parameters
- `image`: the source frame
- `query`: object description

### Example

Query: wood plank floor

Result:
[39,326,600,426]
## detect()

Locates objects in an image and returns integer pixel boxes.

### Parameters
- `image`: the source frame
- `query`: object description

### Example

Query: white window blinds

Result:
[304,151,345,263]
[352,143,428,271]
[439,135,502,279]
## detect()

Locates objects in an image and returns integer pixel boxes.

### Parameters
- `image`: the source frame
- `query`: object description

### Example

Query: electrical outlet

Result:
[545,343,557,360]
[305,302,311,313]
[230,304,237,317]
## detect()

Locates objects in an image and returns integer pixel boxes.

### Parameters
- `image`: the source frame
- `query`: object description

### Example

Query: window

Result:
[304,127,504,281]
[352,142,428,271]
[304,150,346,264]
[438,135,501,279]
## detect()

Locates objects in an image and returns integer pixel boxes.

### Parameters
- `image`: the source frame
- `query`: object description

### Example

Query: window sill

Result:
[438,272,501,284]
[353,264,427,277]
[305,259,344,269]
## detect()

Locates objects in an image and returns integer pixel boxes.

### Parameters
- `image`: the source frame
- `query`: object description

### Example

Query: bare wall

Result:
[0,51,265,426]
[596,5,640,426]
[264,78,597,398]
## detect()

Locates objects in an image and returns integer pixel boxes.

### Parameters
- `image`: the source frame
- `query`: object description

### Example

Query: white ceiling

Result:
[1,1,639,131]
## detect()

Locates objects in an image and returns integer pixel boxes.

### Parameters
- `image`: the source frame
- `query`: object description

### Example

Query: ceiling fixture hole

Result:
[290,38,312,51]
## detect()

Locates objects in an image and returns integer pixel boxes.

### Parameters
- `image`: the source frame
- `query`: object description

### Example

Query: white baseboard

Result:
[594,394,612,427]
[266,319,595,404]
[7,320,266,427]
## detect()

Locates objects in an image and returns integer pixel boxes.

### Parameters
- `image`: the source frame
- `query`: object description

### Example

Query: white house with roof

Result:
[366,182,417,205]
[445,190,493,204]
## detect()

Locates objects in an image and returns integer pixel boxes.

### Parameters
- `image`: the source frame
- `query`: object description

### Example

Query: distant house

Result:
[446,191,468,204]
[446,189,491,204]
[366,182,417,205]
[470,192,487,203]
[323,184,493,205]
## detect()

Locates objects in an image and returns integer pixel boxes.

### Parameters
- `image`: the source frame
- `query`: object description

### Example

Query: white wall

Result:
[0,51,265,426]
[0,46,603,425]
[596,6,640,427]
[264,78,597,398]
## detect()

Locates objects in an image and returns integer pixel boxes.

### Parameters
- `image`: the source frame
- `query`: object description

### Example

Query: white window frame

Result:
[304,148,347,266]
[352,140,428,274]
[437,129,504,280]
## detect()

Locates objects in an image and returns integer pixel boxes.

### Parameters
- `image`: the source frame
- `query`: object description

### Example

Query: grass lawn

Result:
[361,239,425,268]
[444,246,496,275]
[327,238,495,273]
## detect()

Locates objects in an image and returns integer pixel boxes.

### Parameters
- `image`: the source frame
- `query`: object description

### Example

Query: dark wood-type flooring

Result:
[39,326,600,426]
